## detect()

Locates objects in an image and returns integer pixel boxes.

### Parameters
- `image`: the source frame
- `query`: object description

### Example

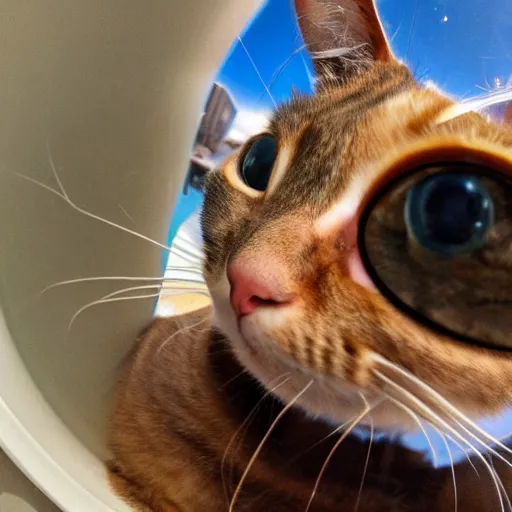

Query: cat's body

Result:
[108,309,511,512]
[108,0,512,510]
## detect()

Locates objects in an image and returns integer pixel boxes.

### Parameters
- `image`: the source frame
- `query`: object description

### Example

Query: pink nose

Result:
[227,258,291,317]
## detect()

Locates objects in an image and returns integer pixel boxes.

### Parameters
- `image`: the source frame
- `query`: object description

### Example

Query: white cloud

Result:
[227,110,270,143]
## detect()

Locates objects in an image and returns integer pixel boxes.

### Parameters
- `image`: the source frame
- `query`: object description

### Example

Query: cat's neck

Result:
[208,328,289,437]
[114,309,445,511]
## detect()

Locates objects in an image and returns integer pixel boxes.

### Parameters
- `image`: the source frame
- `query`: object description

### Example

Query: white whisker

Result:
[372,355,512,460]
[15,172,173,252]
[118,204,138,229]
[374,370,506,512]
[386,396,438,467]
[305,397,373,512]
[488,455,512,512]
[229,380,314,512]
[46,140,68,199]
[286,417,356,466]
[256,45,306,105]
[68,292,157,333]
[156,314,210,355]
[221,374,291,504]
[218,368,251,391]
[39,270,205,295]
[439,432,458,512]
[353,415,374,512]
[450,418,512,470]
[237,36,277,108]
[440,431,480,478]
[67,287,209,334]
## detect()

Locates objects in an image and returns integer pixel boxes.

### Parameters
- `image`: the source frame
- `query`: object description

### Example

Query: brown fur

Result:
[108,0,512,510]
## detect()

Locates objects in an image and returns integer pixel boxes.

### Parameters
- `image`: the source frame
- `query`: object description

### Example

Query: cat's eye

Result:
[359,162,512,351]
[239,134,278,192]
[405,173,494,256]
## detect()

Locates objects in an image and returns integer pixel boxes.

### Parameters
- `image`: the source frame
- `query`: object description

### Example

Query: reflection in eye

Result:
[360,162,512,350]
[405,173,494,256]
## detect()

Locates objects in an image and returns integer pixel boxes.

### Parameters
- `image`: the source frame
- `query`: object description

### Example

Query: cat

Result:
[107,0,512,510]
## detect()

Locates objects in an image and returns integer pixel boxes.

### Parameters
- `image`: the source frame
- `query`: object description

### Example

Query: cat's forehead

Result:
[271,64,413,136]
[262,64,452,213]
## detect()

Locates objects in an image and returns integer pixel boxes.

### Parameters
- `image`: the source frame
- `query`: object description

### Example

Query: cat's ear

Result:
[294,0,396,82]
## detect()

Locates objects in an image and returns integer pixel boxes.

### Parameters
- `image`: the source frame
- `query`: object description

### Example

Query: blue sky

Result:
[217,0,512,111]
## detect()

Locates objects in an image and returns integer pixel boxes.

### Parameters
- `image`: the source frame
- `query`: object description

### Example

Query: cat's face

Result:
[201,0,512,433]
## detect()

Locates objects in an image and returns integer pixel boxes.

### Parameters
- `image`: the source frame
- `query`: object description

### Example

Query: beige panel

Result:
[0,0,262,507]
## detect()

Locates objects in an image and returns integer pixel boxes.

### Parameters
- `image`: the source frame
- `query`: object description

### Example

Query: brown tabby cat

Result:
[107,0,512,510]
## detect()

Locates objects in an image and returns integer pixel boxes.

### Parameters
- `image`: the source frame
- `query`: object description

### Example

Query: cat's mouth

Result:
[209,280,416,431]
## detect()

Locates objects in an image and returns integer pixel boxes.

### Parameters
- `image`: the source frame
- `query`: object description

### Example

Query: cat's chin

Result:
[208,276,423,434]
[230,326,426,433]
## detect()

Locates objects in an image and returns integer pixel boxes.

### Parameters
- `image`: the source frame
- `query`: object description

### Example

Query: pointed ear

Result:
[294,0,396,82]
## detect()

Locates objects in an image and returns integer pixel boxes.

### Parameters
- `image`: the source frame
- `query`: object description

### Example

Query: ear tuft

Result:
[294,0,395,83]
[290,85,302,99]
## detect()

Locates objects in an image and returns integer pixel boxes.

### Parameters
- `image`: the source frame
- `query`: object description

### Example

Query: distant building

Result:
[196,83,237,153]
[183,83,238,194]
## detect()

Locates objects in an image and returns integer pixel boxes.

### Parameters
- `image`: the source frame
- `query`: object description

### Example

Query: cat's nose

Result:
[227,258,292,317]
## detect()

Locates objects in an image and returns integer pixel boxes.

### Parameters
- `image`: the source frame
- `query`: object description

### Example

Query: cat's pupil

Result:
[240,135,277,192]
[405,173,494,256]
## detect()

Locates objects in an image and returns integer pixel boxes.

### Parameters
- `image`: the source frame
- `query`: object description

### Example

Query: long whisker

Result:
[237,36,277,108]
[284,417,356,467]
[255,45,306,105]
[439,432,458,512]
[162,265,202,274]
[457,426,512,460]
[47,140,68,199]
[289,396,386,468]
[488,455,512,512]
[372,355,512,460]
[221,374,291,504]
[68,291,156,332]
[353,416,374,512]
[450,418,512,470]
[385,396,438,467]
[305,398,373,512]
[39,268,204,294]
[405,0,419,62]
[39,272,205,296]
[374,370,511,468]
[373,370,506,512]
[224,375,292,492]
[229,380,314,512]
[218,368,251,391]
[440,430,480,477]
[15,172,173,252]
[156,314,210,355]
[67,287,209,334]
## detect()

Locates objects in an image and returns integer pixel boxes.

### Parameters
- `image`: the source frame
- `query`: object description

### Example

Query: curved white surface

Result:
[0,308,129,511]
[0,0,262,510]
